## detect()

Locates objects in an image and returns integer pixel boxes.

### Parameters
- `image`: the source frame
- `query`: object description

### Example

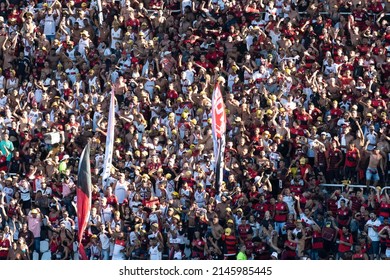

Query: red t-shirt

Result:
[0,238,10,258]
[338,229,353,253]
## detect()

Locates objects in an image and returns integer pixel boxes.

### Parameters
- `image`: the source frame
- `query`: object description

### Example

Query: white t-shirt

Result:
[114,181,128,204]
[112,241,126,260]
[99,233,110,250]
[366,219,381,242]
[149,244,162,260]
[44,14,56,36]
[283,195,295,213]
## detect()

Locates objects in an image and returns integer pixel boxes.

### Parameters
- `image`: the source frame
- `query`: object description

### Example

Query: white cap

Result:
[62,154,70,160]
[254,176,261,184]
[271,252,278,259]
[163,51,171,56]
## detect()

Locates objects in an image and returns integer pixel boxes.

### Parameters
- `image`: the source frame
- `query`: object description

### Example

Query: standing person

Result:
[343,142,360,184]
[331,217,353,260]
[114,173,129,205]
[336,199,352,229]
[43,7,58,42]
[18,179,32,215]
[378,225,390,260]
[221,228,237,260]
[0,133,14,166]
[18,223,34,257]
[326,140,343,183]
[111,232,126,260]
[148,237,163,260]
[365,147,384,188]
[274,194,288,236]
[236,244,247,260]
[98,224,111,260]
[352,244,369,260]
[25,208,43,255]
[0,231,10,260]
[365,212,382,260]
[377,190,390,223]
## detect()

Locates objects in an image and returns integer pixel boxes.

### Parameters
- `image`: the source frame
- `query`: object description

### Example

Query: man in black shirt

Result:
[15,52,30,82]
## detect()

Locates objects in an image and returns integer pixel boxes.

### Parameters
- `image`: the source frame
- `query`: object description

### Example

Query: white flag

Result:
[102,89,115,188]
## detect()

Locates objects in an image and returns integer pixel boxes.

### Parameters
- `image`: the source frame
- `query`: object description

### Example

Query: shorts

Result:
[22,199,32,210]
[386,248,390,258]
[366,167,380,181]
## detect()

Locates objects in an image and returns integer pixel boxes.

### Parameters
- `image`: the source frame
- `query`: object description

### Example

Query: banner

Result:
[211,82,226,191]
[77,142,92,260]
[102,89,115,187]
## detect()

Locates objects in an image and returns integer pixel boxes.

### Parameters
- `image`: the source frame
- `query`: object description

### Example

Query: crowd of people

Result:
[0,0,390,261]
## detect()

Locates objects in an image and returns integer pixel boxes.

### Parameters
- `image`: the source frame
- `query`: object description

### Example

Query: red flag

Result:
[77,142,92,260]
[211,82,226,141]
[211,82,226,190]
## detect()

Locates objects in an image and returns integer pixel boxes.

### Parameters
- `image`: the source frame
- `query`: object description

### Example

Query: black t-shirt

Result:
[9,157,22,174]
[16,57,30,75]
[277,140,290,158]
[7,128,19,148]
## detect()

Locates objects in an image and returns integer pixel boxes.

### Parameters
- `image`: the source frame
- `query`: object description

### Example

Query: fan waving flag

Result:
[77,141,92,260]
[211,82,227,191]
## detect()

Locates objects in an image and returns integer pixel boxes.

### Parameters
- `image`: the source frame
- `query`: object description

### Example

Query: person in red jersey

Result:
[274,194,289,236]
[343,142,360,184]
[352,244,369,260]
[331,217,353,259]
[378,224,390,259]
[0,231,10,260]
[326,140,343,183]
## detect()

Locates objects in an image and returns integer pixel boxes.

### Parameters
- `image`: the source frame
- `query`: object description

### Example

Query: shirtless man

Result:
[376,134,390,183]
[210,216,224,245]
[365,147,384,188]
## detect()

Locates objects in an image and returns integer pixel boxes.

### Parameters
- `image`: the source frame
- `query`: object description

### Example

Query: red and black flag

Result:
[77,141,92,260]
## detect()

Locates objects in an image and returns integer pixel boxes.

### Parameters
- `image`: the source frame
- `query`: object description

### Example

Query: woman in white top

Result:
[194,186,207,208]
[110,20,123,50]
[114,174,128,204]
[78,31,92,56]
